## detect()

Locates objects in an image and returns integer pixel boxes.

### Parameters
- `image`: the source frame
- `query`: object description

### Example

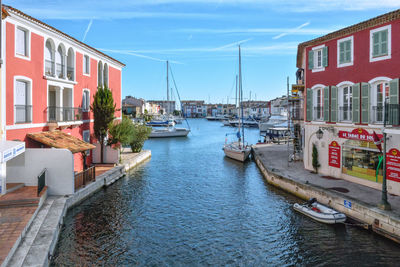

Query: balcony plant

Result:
[91,85,116,163]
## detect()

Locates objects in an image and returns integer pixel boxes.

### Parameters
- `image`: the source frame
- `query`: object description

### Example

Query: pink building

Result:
[297,9,400,195]
[2,5,124,174]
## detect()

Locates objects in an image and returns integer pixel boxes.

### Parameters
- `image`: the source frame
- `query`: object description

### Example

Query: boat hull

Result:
[149,128,190,138]
[293,203,346,224]
[223,145,251,162]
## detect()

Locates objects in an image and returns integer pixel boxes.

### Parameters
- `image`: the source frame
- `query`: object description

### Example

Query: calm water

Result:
[52,119,400,266]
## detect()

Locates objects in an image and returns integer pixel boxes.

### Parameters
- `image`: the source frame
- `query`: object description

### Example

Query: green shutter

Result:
[322,46,328,67]
[373,32,380,57]
[389,78,399,125]
[324,86,329,121]
[308,50,314,70]
[352,83,360,123]
[361,83,370,124]
[306,88,313,121]
[381,30,388,55]
[345,40,351,62]
[331,86,337,122]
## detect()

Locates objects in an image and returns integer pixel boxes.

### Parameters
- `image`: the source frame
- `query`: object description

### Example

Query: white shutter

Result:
[15,81,27,105]
[16,28,26,56]
[85,91,90,111]
[82,92,87,110]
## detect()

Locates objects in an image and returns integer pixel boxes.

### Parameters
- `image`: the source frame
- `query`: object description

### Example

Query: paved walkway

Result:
[253,144,400,216]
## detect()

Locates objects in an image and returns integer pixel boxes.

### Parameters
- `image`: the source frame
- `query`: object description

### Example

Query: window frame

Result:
[15,26,31,61]
[313,87,324,120]
[82,130,91,155]
[338,84,353,122]
[83,55,90,76]
[311,45,326,73]
[337,36,354,68]
[13,76,33,124]
[369,25,391,62]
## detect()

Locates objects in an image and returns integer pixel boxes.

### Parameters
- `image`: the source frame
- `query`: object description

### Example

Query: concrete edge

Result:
[252,148,400,243]
[121,150,152,172]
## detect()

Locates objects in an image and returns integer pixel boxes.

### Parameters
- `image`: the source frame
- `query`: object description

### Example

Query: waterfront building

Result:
[270,96,288,116]
[241,101,270,118]
[147,100,176,115]
[181,100,206,117]
[298,9,400,195]
[122,96,145,117]
[0,5,124,194]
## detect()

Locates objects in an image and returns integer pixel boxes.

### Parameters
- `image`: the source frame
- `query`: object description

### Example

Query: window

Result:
[372,82,389,123]
[16,27,29,58]
[14,79,32,123]
[308,45,328,72]
[340,86,352,121]
[83,130,91,155]
[313,88,323,120]
[337,36,353,67]
[370,25,391,62]
[82,89,90,112]
[83,55,90,75]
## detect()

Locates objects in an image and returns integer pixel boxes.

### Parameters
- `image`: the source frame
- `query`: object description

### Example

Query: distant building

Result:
[122,96,145,117]
[181,100,206,117]
[147,100,176,115]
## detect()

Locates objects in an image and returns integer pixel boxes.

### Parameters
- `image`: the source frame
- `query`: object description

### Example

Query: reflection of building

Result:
[181,100,206,117]
[147,100,175,115]
[298,9,400,195]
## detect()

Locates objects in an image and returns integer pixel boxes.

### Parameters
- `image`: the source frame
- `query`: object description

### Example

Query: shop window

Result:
[342,140,382,183]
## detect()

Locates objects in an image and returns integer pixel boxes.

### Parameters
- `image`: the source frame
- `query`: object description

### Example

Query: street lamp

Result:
[316,128,324,140]
[379,97,391,210]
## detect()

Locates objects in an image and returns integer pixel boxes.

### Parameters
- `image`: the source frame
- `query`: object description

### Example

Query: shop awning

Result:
[27,131,95,154]
[0,140,25,163]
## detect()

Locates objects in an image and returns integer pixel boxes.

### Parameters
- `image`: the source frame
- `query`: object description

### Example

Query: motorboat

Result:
[228,118,258,128]
[259,115,287,132]
[149,127,190,138]
[223,141,251,162]
[206,115,225,121]
[293,198,346,224]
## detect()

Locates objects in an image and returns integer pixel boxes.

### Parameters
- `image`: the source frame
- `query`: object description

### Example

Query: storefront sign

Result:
[338,128,383,142]
[386,148,400,182]
[329,141,341,168]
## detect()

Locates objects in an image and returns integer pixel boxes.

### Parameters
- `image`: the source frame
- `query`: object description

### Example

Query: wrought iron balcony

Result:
[371,106,384,124]
[385,104,400,126]
[47,106,82,122]
[313,106,323,121]
[56,63,65,79]
[339,106,352,122]
[15,105,32,123]
[45,60,55,77]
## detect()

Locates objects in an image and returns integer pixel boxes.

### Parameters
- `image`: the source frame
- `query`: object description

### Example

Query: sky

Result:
[6,0,400,104]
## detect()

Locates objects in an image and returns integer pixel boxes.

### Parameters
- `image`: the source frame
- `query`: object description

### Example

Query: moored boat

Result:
[293,198,346,224]
[149,127,190,138]
[223,142,251,162]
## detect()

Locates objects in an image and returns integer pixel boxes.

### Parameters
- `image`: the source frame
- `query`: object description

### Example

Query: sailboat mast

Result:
[167,60,169,113]
[239,45,245,145]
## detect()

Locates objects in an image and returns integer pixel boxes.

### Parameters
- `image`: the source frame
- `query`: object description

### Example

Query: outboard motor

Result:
[306,197,317,205]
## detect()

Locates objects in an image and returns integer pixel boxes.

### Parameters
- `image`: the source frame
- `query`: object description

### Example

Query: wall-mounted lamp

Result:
[316,128,324,140]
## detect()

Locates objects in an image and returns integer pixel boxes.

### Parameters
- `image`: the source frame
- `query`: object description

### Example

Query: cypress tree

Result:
[312,143,320,173]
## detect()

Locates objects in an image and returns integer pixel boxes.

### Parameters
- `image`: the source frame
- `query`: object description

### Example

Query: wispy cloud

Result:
[272,22,310,39]
[82,19,93,42]
[212,38,252,50]
[98,48,184,64]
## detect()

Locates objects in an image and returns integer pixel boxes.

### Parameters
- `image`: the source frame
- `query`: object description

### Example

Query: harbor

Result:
[51,119,400,266]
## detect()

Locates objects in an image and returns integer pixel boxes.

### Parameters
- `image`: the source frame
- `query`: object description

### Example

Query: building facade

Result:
[3,5,124,173]
[181,100,206,117]
[147,100,175,115]
[298,9,400,195]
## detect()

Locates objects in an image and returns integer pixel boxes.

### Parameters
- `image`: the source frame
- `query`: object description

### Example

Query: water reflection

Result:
[52,119,400,266]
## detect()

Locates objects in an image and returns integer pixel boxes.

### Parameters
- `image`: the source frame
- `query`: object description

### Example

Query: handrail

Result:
[37,168,46,196]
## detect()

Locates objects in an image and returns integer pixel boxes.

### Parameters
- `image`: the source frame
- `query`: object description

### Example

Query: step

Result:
[6,183,25,194]
[0,199,39,209]
[7,197,67,267]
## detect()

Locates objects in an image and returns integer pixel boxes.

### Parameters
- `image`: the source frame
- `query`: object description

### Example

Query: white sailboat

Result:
[223,45,251,162]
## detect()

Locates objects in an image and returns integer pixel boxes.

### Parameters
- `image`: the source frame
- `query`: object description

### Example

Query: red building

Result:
[2,6,124,172]
[297,9,400,195]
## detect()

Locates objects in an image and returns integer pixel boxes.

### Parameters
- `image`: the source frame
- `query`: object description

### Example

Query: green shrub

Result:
[130,124,152,153]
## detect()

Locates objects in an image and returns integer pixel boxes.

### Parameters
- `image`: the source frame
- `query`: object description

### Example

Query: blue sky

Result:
[6,0,400,103]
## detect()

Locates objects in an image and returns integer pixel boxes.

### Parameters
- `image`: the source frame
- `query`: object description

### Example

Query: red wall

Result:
[306,21,400,89]
[5,21,122,172]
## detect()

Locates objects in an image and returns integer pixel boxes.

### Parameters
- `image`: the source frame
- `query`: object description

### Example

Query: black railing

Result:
[15,105,32,123]
[37,168,46,196]
[74,166,96,191]
[313,106,323,120]
[45,60,55,76]
[67,66,74,81]
[371,106,384,124]
[56,63,65,79]
[339,106,352,122]
[47,106,82,122]
[385,104,400,126]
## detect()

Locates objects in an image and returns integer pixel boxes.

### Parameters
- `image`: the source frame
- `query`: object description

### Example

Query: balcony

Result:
[385,104,400,126]
[67,66,74,81]
[371,106,384,124]
[56,63,65,79]
[313,106,323,121]
[339,106,352,122]
[45,60,55,77]
[47,106,82,123]
[15,105,32,123]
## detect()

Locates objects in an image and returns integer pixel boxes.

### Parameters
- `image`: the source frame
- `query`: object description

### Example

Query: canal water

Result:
[52,119,400,266]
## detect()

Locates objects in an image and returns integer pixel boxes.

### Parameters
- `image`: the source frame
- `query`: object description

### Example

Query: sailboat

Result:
[149,61,190,138]
[223,45,251,162]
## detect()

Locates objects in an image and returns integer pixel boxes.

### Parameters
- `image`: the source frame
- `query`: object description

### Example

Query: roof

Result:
[296,8,400,68]
[3,5,125,67]
[27,131,96,154]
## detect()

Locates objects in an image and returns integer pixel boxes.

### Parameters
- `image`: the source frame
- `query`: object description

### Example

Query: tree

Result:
[130,124,152,153]
[108,115,135,162]
[91,85,116,163]
[312,143,320,173]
